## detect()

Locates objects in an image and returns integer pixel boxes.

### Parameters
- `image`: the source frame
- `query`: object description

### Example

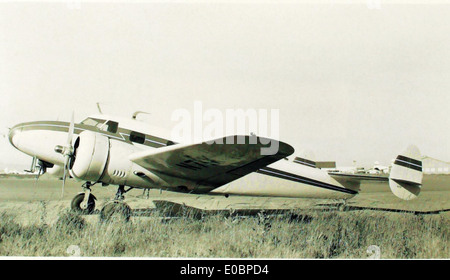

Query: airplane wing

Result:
[129,135,295,193]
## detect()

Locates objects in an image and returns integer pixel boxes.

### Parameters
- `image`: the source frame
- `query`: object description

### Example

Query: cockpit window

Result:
[81,118,118,134]
[81,118,102,127]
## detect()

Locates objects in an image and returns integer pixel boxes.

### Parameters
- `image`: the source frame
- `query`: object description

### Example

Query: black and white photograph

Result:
[0,0,448,266]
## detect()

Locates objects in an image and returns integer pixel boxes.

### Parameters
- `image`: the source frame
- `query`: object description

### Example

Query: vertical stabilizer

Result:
[389,145,422,200]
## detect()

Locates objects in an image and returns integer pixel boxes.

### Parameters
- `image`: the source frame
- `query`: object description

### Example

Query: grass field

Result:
[0,175,448,258]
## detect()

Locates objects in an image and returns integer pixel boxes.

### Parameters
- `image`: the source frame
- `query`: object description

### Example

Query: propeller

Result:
[54,112,75,199]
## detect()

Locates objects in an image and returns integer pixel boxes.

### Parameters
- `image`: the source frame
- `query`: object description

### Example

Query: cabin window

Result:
[81,118,118,134]
[105,121,118,133]
[130,131,145,144]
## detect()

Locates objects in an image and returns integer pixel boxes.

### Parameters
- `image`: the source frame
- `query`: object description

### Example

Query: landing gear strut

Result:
[71,182,96,214]
[114,185,133,200]
[337,199,348,211]
[100,185,133,222]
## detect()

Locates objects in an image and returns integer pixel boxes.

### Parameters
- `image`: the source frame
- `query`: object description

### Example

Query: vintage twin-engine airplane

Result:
[8,111,423,220]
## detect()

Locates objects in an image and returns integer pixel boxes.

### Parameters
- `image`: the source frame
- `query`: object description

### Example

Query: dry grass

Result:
[0,207,448,258]
[0,176,448,258]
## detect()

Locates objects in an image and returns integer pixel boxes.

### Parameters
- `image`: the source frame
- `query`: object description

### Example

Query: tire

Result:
[71,193,96,215]
[100,201,132,222]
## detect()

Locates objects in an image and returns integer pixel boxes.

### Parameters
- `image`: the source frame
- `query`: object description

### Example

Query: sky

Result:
[1,1,449,170]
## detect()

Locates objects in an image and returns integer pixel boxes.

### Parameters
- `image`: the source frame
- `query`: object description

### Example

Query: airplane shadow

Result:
[315,203,450,215]
[129,206,315,225]
[86,200,450,220]
[89,208,156,216]
[126,200,314,223]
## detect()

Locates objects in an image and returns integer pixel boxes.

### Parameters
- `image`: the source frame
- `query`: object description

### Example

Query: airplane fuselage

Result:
[8,115,359,200]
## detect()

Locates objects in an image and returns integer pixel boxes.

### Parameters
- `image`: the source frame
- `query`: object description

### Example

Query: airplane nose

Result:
[8,125,22,149]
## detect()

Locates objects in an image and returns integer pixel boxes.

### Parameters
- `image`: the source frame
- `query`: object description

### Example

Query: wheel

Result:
[100,201,132,222]
[71,193,96,215]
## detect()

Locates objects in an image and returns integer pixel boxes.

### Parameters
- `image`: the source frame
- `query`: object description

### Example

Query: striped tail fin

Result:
[389,145,423,200]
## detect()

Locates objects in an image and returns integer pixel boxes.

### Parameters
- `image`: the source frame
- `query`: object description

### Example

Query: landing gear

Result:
[71,182,96,214]
[71,193,96,214]
[99,185,133,222]
[142,188,150,199]
[337,199,348,211]
[70,182,134,221]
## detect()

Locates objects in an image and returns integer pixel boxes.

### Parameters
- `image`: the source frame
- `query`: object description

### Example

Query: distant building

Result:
[422,156,450,174]
[1,168,20,175]
[293,156,450,175]
[316,161,336,169]
[293,158,338,170]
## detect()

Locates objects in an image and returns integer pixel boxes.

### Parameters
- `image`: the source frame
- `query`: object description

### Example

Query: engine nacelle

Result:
[71,131,109,182]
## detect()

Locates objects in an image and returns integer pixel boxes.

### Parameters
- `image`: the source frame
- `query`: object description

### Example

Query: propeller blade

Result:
[61,155,70,198]
[61,112,75,199]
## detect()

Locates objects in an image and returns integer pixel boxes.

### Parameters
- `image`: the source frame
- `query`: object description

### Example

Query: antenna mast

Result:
[96,102,103,114]
[132,111,151,120]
